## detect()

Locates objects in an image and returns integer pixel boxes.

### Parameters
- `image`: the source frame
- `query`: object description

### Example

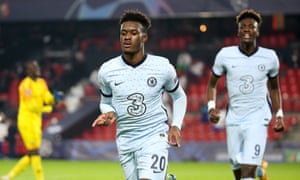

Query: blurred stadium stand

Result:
[0,0,300,161]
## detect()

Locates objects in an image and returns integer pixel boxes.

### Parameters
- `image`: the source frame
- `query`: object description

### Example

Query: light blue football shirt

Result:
[212,46,279,125]
[98,54,180,153]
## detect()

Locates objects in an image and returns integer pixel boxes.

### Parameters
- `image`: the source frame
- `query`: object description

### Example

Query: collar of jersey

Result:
[238,46,259,57]
[122,54,147,68]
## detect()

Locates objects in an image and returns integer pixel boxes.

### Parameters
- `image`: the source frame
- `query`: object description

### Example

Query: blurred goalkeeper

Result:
[2,60,61,180]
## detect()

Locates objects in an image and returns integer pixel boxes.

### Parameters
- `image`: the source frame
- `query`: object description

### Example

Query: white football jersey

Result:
[212,46,279,125]
[98,54,179,153]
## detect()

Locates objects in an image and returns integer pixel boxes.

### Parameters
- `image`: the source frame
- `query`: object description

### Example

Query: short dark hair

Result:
[119,9,152,32]
[236,9,262,26]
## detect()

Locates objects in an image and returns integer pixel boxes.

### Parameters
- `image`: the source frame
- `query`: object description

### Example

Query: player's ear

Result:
[256,31,260,37]
[236,23,241,37]
[237,30,241,38]
[256,23,260,37]
[142,33,148,43]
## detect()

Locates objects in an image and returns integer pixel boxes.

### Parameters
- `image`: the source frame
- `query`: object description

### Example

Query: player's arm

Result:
[44,90,55,106]
[207,72,221,124]
[92,65,116,127]
[268,77,285,132]
[42,90,55,113]
[168,85,187,147]
[40,79,55,113]
[43,91,66,113]
[92,94,116,127]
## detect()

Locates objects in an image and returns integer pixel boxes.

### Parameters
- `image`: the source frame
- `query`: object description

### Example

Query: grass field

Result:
[1,159,299,180]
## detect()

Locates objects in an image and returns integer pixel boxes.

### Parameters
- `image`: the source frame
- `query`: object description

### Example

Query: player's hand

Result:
[92,112,116,127]
[168,126,181,147]
[208,108,220,124]
[273,116,285,132]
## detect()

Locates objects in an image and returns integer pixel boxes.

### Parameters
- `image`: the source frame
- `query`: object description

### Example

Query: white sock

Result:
[241,178,255,180]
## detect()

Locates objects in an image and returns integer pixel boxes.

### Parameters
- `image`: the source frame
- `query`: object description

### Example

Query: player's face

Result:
[120,21,147,55]
[27,61,41,78]
[237,18,259,44]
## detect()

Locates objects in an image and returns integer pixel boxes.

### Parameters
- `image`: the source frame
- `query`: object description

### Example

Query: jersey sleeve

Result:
[164,60,187,129]
[168,85,187,129]
[41,79,55,106]
[98,64,115,113]
[212,48,225,76]
[268,50,280,78]
[98,65,112,97]
[164,62,179,92]
[42,80,55,113]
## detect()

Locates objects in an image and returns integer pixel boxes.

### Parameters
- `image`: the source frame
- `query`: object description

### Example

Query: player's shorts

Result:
[226,123,268,169]
[18,119,42,151]
[119,132,170,180]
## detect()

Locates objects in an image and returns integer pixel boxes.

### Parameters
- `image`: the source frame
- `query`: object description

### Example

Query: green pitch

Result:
[0,159,299,180]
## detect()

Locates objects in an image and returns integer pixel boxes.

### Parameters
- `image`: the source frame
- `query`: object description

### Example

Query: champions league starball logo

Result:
[147,77,157,87]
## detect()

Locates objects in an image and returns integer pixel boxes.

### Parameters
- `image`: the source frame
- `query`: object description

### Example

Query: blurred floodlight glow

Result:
[199,24,207,32]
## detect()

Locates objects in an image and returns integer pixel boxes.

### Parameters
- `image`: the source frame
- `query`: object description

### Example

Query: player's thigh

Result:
[226,126,243,169]
[226,126,241,159]
[137,133,169,179]
[120,152,138,180]
[242,124,268,165]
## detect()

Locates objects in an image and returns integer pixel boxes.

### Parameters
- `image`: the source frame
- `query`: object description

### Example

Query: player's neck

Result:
[29,75,38,81]
[239,41,257,56]
[123,51,145,65]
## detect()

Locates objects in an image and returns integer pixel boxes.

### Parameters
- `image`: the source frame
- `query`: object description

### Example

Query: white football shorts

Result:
[119,132,170,180]
[226,123,268,169]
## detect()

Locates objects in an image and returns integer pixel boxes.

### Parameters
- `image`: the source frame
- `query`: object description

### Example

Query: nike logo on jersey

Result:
[114,81,124,86]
